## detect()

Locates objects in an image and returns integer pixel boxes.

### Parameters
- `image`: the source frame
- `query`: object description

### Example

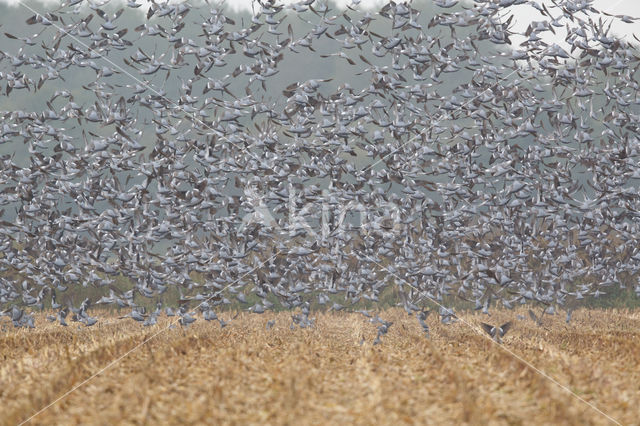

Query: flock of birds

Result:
[0,0,639,343]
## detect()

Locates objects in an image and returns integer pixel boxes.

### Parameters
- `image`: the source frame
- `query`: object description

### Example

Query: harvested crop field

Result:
[1,308,639,425]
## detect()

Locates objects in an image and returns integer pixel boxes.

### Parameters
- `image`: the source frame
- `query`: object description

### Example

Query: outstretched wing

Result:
[499,321,513,337]
[480,322,495,337]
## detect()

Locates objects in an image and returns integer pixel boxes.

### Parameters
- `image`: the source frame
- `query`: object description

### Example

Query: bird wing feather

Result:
[480,322,495,337]
[499,321,513,337]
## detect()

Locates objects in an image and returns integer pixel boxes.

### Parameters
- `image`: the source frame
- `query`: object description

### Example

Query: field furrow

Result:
[1,309,637,425]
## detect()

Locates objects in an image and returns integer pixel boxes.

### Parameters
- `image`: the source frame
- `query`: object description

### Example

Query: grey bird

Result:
[480,322,513,343]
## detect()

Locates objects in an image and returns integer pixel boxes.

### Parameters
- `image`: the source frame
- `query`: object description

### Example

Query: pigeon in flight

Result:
[0,0,637,333]
[480,321,513,343]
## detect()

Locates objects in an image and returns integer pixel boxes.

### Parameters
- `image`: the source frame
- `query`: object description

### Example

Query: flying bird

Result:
[480,322,513,343]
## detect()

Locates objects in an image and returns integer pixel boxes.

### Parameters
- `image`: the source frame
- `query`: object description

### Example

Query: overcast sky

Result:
[1,0,639,45]
[1,0,638,14]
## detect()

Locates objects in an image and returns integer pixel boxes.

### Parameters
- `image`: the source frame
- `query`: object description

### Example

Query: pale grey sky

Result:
[509,0,640,45]
[1,0,638,15]
[1,0,639,44]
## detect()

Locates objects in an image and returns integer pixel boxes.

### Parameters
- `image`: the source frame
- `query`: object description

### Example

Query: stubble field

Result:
[1,308,639,425]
